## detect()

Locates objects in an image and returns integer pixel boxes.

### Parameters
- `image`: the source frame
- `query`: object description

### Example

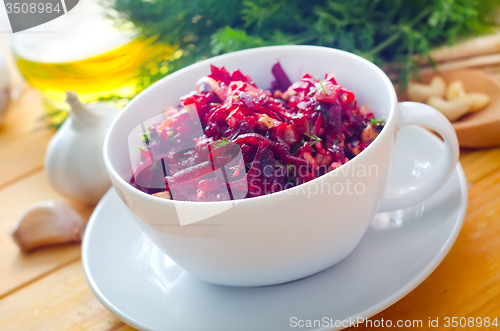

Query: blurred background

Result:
[1,0,499,128]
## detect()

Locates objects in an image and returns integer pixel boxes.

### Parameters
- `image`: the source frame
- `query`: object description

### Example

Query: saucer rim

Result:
[82,128,468,331]
[313,163,467,330]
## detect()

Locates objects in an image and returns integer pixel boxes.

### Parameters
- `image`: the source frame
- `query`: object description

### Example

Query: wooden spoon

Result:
[400,69,500,148]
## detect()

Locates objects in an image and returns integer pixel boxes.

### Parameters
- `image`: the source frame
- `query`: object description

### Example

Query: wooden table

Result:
[1,88,500,330]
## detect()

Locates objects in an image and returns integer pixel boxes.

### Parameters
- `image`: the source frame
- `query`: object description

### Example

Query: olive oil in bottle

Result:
[11,0,176,125]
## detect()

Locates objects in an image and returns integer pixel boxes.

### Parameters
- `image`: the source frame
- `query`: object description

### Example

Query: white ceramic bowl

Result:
[103,46,459,287]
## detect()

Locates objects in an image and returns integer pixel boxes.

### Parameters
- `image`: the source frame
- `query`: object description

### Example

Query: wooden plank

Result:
[0,170,94,298]
[0,88,53,190]
[0,260,135,331]
[1,86,500,329]
[355,163,500,330]
[0,156,499,330]
[459,148,500,184]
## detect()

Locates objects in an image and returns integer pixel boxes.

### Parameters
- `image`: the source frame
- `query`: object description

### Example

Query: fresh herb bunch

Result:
[111,0,498,91]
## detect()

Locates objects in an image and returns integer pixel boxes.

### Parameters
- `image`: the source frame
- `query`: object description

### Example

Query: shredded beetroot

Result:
[271,62,292,92]
[130,62,385,201]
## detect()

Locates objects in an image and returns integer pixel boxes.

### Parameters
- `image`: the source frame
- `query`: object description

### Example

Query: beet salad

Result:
[130,63,385,201]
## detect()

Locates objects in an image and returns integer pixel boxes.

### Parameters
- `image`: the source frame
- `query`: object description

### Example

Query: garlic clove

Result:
[426,96,471,122]
[11,201,86,252]
[445,81,489,112]
[407,76,446,103]
[430,76,446,96]
[465,92,490,112]
[446,80,467,101]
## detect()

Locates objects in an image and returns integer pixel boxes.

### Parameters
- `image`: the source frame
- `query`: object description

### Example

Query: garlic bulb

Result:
[44,92,119,204]
[11,201,85,252]
[0,46,11,88]
[0,48,11,124]
[0,87,9,124]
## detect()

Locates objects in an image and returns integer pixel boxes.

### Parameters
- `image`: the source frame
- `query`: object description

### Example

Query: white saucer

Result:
[82,126,467,331]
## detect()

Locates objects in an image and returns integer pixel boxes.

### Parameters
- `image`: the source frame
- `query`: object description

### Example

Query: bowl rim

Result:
[103,45,398,207]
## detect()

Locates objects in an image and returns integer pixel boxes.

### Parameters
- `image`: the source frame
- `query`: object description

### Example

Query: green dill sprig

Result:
[108,0,498,97]
[140,133,150,145]
[303,133,322,146]
[140,126,152,145]
[138,127,180,150]
[226,108,239,121]
[149,161,159,171]
[212,137,233,149]
[369,118,386,126]
[318,81,332,96]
